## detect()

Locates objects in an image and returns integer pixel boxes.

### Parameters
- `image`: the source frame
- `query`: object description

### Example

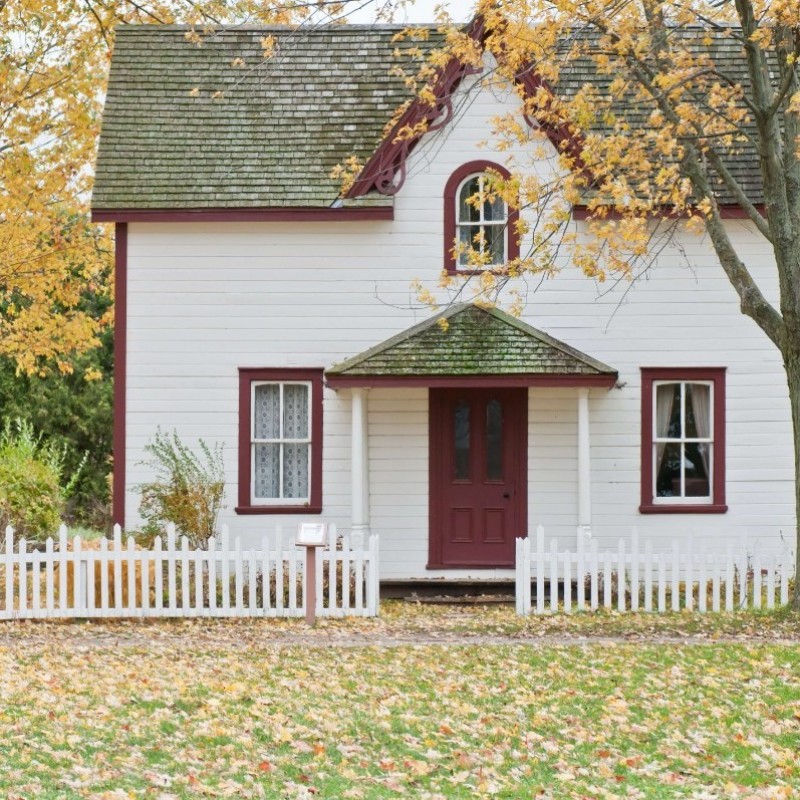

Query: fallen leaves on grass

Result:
[0,601,799,653]
[0,616,797,797]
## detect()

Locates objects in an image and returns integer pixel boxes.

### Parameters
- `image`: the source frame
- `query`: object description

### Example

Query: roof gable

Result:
[326,304,618,382]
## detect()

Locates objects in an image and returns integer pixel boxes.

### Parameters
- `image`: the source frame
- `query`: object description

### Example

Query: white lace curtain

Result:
[253,383,310,500]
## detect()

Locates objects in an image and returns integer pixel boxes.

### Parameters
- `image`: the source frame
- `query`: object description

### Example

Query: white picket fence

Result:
[516,526,795,615]
[0,523,379,620]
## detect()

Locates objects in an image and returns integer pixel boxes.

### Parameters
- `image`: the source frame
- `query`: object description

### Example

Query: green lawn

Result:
[0,606,798,798]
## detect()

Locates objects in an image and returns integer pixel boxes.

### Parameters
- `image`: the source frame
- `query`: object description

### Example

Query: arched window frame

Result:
[443,160,520,274]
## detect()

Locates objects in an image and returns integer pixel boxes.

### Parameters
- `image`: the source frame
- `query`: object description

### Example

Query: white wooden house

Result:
[91,23,795,582]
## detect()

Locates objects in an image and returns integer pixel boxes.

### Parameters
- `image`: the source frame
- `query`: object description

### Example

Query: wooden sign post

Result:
[296,523,328,626]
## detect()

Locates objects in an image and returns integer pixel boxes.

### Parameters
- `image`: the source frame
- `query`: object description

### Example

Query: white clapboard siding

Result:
[0,524,379,620]
[515,526,795,616]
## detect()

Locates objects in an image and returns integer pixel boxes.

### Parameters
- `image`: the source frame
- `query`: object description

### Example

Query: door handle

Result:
[503,492,511,499]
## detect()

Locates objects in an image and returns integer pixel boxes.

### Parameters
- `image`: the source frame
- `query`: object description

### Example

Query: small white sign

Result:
[296,522,328,547]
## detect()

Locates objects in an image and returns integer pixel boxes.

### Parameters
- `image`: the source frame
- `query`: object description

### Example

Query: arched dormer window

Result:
[443,160,519,273]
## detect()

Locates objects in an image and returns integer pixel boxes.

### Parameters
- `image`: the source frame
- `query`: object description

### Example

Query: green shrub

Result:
[0,419,82,541]
[0,289,113,530]
[137,429,225,549]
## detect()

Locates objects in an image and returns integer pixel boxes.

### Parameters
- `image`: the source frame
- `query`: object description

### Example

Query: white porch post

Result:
[351,388,370,546]
[577,387,592,548]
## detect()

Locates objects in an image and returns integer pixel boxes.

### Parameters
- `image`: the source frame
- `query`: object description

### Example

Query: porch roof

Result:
[325,304,618,388]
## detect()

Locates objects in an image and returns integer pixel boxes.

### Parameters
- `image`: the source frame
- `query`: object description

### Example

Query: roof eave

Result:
[325,373,618,389]
[90,206,394,223]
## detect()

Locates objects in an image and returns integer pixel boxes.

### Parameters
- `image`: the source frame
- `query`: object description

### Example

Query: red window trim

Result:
[237,367,324,515]
[443,160,520,274]
[640,367,727,514]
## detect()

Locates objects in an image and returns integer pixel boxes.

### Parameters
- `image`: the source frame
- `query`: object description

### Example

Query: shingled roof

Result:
[93,25,438,210]
[93,23,770,212]
[552,27,770,207]
[325,304,618,385]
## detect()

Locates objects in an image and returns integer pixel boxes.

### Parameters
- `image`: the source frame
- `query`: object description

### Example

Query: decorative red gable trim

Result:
[512,67,588,174]
[92,207,393,223]
[345,17,587,200]
[112,223,128,528]
[345,17,486,199]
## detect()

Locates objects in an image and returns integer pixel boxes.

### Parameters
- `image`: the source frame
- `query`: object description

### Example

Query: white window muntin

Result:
[250,380,312,505]
[652,380,714,504]
[456,173,508,266]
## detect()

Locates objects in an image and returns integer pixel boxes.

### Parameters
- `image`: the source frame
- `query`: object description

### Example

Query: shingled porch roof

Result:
[325,304,618,388]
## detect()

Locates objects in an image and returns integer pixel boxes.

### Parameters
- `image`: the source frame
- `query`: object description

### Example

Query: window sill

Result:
[235,505,323,515]
[639,503,728,515]
[445,266,505,276]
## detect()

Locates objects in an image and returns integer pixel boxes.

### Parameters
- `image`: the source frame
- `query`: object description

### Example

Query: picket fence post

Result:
[630,527,639,612]
[368,532,380,617]
[535,526,545,615]
[515,538,524,616]
[576,531,585,612]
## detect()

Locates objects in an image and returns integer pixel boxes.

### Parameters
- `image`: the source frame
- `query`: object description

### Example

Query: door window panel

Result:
[486,399,503,481]
[454,401,470,480]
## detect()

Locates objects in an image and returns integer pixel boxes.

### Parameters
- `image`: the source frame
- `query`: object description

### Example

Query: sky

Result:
[345,0,473,24]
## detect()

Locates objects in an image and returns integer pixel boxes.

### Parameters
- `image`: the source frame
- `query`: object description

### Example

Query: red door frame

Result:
[428,388,528,568]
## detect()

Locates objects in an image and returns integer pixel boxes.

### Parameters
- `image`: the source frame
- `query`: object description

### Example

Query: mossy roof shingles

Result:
[93,25,436,210]
[326,304,618,378]
[553,27,772,206]
[93,24,770,210]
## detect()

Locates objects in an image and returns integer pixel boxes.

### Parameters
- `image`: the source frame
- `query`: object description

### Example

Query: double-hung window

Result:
[640,368,726,513]
[237,368,323,514]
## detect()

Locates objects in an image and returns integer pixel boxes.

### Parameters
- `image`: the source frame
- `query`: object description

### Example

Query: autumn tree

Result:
[401,0,800,600]
[1,0,377,375]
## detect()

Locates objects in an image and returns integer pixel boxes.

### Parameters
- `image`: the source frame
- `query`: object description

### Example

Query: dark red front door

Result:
[429,388,527,568]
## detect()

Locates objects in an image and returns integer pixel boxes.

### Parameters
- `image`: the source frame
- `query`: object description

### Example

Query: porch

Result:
[325,304,618,579]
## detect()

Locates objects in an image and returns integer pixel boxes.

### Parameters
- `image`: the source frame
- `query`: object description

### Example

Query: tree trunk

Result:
[784,330,800,608]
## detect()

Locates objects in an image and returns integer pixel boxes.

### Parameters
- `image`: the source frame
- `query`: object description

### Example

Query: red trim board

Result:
[112,223,128,528]
[326,374,617,389]
[92,207,393,224]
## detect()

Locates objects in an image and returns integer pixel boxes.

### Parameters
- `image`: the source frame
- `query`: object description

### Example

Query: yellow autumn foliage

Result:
[1,0,353,375]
